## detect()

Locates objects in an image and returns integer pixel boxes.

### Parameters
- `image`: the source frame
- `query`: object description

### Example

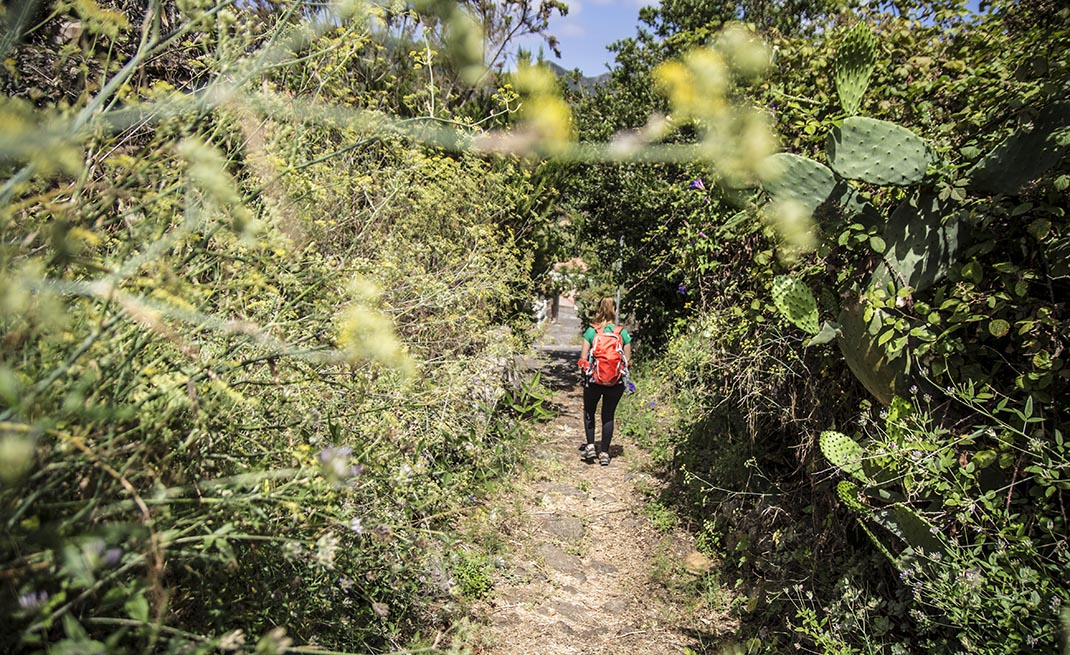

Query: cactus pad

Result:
[874,504,945,556]
[871,190,960,292]
[771,275,820,335]
[836,302,904,406]
[967,102,1070,195]
[761,153,837,214]
[837,480,869,513]
[819,430,867,482]
[827,117,932,186]
[835,185,884,231]
[834,23,877,116]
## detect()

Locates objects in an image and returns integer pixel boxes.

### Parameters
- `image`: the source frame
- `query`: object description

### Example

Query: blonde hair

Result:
[592,297,617,329]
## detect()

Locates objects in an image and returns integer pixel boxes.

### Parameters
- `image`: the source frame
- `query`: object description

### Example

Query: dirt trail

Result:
[468,305,734,654]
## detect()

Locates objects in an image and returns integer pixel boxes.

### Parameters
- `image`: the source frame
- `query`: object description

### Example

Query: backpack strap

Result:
[612,325,627,366]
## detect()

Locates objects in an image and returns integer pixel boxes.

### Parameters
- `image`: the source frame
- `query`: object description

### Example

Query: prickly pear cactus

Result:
[836,480,868,512]
[836,301,903,406]
[871,190,960,293]
[761,153,837,214]
[874,504,945,556]
[819,430,867,483]
[827,117,932,186]
[834,23,877,116]
[835,185,884,231]
[771,275,820,335]
[966,102,1070,195]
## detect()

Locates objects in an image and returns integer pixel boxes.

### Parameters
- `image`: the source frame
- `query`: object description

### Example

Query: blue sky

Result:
[522,0,657,76]
[518,0,985,77]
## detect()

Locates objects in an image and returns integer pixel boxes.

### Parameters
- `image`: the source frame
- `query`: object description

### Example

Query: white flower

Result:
[315,533,340,569]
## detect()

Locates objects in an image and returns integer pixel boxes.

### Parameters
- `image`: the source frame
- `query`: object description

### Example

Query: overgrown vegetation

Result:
[0,1,566,651]
[595,1,1070,653]
[3,0,1069,653]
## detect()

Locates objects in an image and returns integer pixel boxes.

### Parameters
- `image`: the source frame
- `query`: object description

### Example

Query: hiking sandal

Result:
[582,444,596,462]
[598,451,610,466]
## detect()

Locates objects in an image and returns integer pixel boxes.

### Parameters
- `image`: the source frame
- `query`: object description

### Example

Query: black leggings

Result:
[583,383,625,453]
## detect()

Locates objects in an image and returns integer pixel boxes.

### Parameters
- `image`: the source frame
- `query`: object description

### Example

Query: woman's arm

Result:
[623,342,632,364]
[580,340,591,362]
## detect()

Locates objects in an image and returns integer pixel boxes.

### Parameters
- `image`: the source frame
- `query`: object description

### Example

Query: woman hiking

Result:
[577,297,632,466]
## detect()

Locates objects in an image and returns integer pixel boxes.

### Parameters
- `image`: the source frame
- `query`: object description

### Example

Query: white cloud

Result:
[558,21,587,37]
[555,0,588,37]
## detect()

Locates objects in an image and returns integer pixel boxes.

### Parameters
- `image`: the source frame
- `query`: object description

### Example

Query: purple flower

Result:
[677,284,687,295]
[698,231,708,239]
[349,518,364,534]
[103,548,124,566]
[626,381,637,393]
[689,179,706,190]
[319,446,360,483]
[18,591,48,611]
[318,446,353,463]
[649,401,656,408]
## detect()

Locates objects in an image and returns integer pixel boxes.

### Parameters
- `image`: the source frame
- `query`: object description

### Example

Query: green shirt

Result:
[583,324,632,346]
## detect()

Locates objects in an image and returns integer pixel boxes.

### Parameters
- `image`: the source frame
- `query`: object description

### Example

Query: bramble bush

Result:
[584,2,1069,653]
[0,1,554,652]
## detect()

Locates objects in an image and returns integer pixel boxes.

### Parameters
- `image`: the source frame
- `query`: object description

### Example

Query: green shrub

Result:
[0,2,546,652]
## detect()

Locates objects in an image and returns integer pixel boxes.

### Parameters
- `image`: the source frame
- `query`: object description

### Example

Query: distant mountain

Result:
[544,61,611,92]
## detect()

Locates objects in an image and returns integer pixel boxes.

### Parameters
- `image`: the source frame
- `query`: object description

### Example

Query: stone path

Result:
[466,306,734,654]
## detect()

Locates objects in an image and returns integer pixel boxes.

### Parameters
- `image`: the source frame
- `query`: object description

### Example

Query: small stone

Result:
[535,544,587,582]
[683,550,714,576]
[540,515,585,542]
[590,560,619,574]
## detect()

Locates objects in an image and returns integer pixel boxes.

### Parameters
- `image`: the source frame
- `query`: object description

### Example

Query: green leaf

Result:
[1028,219,1051,241]
[806,321,840,346]
[125,593,150,623]
[961,261,983,284]
[973,450,997,469]
[989,319,1010,337]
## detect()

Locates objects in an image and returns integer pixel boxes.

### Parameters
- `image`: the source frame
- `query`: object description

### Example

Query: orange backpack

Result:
[588,325,626,386]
